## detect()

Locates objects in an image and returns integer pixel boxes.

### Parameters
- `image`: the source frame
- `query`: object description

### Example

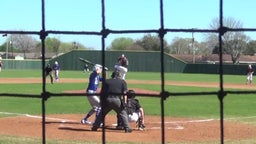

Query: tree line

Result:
[0,35,90,59]
[108,17,256,64]
[1,17,256,63]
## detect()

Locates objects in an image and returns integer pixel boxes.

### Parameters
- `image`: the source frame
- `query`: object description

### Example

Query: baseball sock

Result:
[84,109,95,120]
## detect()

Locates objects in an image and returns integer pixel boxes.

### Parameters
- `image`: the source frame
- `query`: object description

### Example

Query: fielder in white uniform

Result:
[114,54,128,80]
[53,61,60,81]
[246,64,254,85]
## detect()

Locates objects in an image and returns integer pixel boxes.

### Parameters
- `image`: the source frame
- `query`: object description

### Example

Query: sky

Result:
[0,0,255,50]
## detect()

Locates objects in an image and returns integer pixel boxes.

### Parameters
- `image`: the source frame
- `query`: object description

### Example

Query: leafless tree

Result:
[11,34,38,59]
[169,37,206,55]
[207,17,249,64]
[169,37,190,54]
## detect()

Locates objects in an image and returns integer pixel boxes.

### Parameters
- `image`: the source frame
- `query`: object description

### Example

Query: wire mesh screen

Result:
[0,0,256,144]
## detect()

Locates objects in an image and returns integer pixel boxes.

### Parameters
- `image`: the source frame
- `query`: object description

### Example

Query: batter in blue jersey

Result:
[81,64,103,125]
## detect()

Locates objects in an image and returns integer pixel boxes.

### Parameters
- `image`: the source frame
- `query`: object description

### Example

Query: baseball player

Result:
[0,61,3,72]
[84,64,90,73]
[81,64,103,125]
[53,61,60,82]
[246,64,254,85]
[114,54,128,80]
[45,63,53,84]
[116,89,146,131]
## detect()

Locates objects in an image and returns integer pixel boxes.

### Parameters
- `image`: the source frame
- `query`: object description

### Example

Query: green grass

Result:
[0,70,255,143]
[0,135,102,144]
[0,70,42,78]
[0,70,246,83]
[0,70,254,117]
[127,72,245,83]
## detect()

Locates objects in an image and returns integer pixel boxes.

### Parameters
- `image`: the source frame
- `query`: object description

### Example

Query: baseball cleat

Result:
[81,119,92,125]
[138,124,145,131]
[116,125,124,130]
[124,128,133,133]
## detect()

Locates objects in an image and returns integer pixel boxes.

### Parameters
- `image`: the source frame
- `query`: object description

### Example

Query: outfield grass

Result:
[0,70,255,143]
[0,70,254,117]
[0,69,246,83]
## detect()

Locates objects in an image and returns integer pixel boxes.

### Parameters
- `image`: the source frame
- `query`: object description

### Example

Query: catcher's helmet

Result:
[127,90,135,99]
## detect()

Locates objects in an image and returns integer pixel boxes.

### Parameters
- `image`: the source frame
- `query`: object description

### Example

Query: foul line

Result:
[1,112,256,130]
[0,111,77,123]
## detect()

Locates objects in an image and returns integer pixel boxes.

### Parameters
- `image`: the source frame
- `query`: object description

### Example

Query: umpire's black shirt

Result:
[101,78,127,97]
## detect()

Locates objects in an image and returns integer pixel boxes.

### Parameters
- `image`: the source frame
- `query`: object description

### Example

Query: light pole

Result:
[9,40,12,58]
[192,31,195,63]
[10,36,13,57]
[2,33,8,59]
[6,41,8,59]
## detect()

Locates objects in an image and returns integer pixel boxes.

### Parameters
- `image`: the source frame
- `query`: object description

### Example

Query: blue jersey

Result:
[87,70,102,91]
[53,64,60,71]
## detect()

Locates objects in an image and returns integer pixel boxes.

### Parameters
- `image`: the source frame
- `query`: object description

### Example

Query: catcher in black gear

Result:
[116,89,146,131]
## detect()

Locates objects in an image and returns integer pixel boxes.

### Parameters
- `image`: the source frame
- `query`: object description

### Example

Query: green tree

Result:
[37,38,89,55]
[126,43,144,51]
[59,42,75,53]
[243,40,256,55]
[45,37,61,55]
[0,43,6,51]
[107,37,134,50]
[0,41,21,58]
[136,34,168,52]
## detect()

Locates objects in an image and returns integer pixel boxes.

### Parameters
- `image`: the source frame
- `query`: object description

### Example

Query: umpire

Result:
[45,63,53,84]
[91,71,132,133]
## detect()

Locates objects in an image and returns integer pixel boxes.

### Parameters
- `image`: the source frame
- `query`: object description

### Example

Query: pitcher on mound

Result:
[114,54,128,80]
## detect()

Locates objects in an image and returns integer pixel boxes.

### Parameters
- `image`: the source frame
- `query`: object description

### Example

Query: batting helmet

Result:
[127,90,135,99]
[94,64,102,71]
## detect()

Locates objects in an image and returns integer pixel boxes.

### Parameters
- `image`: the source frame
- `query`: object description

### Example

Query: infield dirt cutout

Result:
[0,78,256,143]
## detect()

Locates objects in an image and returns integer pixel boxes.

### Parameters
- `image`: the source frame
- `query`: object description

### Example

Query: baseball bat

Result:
[78,57,108,70]
[79,57,95,66]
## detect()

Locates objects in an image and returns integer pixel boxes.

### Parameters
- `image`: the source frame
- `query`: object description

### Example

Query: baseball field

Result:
[0,70,256,144]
